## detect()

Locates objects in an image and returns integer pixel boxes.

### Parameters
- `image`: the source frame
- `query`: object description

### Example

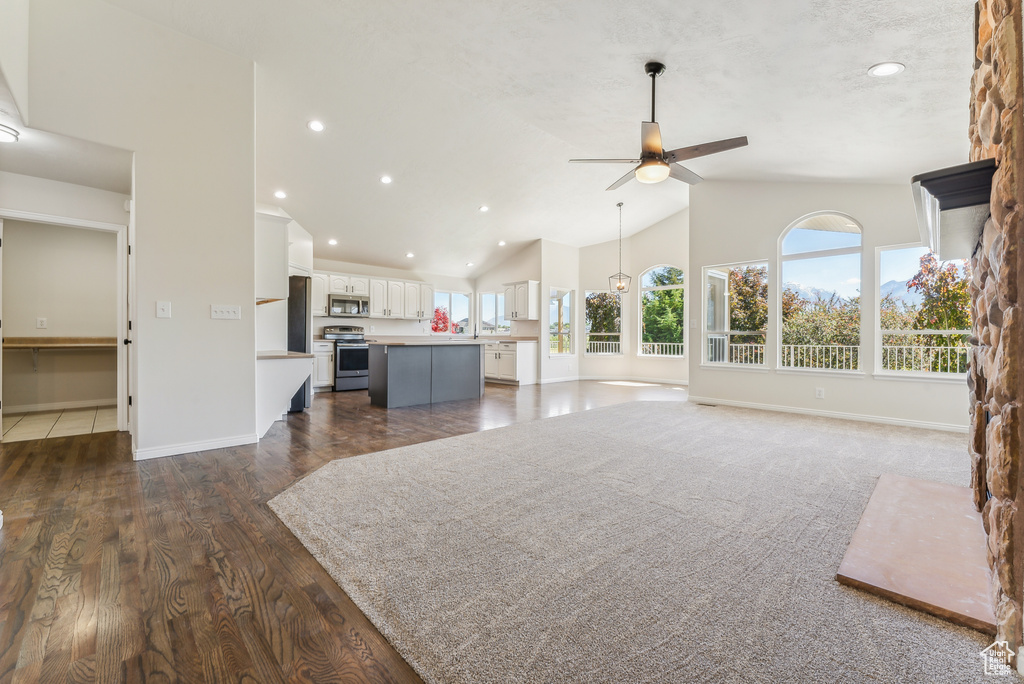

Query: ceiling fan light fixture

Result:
[0,124,20,143]
[635,158,670,184]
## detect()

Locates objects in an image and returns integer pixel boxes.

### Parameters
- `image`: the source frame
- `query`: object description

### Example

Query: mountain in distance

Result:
[782,282,846,302]
[880,279,923,305]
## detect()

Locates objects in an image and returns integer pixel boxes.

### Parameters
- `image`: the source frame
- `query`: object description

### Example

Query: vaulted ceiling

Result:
[10,0,976,276]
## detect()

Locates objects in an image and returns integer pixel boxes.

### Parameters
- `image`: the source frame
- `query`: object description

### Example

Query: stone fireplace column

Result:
[968,0,1024,653]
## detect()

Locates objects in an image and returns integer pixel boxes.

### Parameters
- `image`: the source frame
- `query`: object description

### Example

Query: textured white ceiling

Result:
[77,1,981,274]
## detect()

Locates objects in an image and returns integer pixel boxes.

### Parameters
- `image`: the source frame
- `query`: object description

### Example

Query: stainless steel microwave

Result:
[328,293,370,317]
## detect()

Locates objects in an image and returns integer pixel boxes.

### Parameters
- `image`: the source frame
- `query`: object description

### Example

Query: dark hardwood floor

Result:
[0,380,686,683]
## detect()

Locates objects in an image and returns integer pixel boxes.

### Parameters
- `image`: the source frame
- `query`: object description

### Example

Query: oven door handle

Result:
[337,344,369,349]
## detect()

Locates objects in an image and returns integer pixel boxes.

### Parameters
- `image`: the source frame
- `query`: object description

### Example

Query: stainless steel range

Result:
[323,325,369,391]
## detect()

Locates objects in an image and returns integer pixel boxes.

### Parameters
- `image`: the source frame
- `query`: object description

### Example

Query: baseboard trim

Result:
[579,375,688,386]
[686,395,968,433]
[538,376,578,385]
[133,433,259,461]
[6,398,116,414]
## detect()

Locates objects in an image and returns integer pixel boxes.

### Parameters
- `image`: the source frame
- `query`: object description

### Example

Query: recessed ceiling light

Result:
[405,252,414,258]
[328,239,338,246]
[466,262,474,267]
[479,206,489,212]
[867,62,905,77]
[0,124,19,143]
[274,190,287,199]
[307,120,325,132]
[498,241,506,247]
[380,175,393,184]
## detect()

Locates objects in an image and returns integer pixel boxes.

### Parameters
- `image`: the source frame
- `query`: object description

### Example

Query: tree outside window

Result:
[640,266,685,357]
[879,246,970,374]
[549,288,573,354]
[433,291,470,334]
[585,291,621,354]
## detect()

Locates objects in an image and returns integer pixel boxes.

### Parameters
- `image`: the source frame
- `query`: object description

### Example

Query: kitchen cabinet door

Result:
[311,273,329,317]
[420,284,435,321]
[313,352,334,387]
[497,351,517,380]
[484,349,499,378]
[369,279,388,317]
[349,277,370,296]
[387,281,406,318]
[404,282,421,319]
[503,285,516,319]
[329,275,349,293]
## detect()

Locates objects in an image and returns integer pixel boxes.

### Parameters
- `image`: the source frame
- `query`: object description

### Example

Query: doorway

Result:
[0,211,131,442]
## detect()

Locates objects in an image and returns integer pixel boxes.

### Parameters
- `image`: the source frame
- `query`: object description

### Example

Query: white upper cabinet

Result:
[255,212,290,300]
[404,282,421,319]
[328,275,349,293]
[387,281,406,318]
[420,284,434,321]
[311,273,329,317]
[369,278,388,317]
[504,280,539,320]
[349,277,370,296]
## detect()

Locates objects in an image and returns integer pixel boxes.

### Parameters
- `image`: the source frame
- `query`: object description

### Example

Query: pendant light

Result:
[608,202,631,293]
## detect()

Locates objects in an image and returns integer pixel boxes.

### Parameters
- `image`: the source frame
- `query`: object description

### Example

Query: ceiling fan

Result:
[570,61,748,191]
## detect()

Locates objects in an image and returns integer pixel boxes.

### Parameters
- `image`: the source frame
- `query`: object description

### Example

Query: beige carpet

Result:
[269,401,993,683]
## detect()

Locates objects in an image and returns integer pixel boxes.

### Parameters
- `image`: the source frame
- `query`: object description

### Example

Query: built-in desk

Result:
[3,337,118,371]
[368,340,485,408]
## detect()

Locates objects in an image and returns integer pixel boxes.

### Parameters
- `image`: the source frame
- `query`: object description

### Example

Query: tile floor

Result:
[2,406,117,442]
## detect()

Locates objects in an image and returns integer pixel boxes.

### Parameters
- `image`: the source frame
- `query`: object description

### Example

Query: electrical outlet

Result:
[815,387,825,400]
[156,301,172,319]
[370,325,376,332]
[36,317,47,329]
[211,305,241,320]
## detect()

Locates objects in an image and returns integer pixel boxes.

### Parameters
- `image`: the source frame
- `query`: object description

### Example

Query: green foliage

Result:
[641,288,685,345]
[645,266,685,288]
[781,293,860,347]
[907,253,971,334]
[586,292,621,343]
[727,266,768,344]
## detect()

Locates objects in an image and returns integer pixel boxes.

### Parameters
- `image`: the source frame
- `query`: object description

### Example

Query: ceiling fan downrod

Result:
[645,61,665,124]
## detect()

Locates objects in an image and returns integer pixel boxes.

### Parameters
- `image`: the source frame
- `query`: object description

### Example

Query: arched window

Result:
[639,266,685,357]
[779,212,862,371]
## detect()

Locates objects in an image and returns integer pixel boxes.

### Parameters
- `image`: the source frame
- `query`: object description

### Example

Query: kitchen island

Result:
[367,339,485,408]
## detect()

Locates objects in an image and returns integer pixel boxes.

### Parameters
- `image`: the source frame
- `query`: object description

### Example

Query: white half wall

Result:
[688,180,969,429]
[25,0,258,455]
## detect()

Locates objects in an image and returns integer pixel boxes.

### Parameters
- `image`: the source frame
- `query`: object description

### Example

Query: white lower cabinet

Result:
[483,341,537,385]
[313,342,334,389]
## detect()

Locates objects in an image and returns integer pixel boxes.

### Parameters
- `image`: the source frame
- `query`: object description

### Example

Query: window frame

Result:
[431,290,472,336]
[701,260,770,369]
[873,243,970,381]
[584,290,623,356]
[776,211,864,374]
[548,286,575,357]
[637,264,686,359]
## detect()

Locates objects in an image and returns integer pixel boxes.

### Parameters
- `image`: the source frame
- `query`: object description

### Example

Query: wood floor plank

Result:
[0,381,686,683]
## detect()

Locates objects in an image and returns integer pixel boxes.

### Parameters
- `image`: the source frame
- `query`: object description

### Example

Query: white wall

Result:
[688,180,968,430]
[579,208,690,384]
[20,0,257,457]
[313,257,475,336]
[0,171,129,225]
[0,0,29,118]
[2,220,118,411]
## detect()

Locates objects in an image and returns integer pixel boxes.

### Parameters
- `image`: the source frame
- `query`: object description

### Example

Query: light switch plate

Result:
[156,301,172,319]
[211,305,242,320]
[36,317,47,329]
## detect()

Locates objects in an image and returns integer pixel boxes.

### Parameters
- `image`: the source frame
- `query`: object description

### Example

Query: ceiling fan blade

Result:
[669,164,703,185]
[569,159,641,164]
[606,166,639,191]
[641,122,663,156]
[665,136,748,164]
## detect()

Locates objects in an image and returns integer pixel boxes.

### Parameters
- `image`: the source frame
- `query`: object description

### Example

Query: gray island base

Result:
[368,341,485,408]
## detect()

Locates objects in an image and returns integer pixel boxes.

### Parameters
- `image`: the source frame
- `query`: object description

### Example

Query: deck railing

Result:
[586,335,621,354]
[707,332,765,365]
[781,345,860,370]
[881,330,969,374]
[640,342,685,357]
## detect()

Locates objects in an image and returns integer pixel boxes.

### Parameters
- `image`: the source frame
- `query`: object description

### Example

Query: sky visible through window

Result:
[783,228,861,299]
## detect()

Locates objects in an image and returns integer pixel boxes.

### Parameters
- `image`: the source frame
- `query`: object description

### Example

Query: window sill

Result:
[872,372,967,385]
[699,364,770,373]
[775,368,866,379]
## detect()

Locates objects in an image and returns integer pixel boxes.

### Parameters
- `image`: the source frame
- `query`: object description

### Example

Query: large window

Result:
[585,291,621,354]
[704,262,768,365]
[432,291,471,334]
[549,287,574,355]
[878,246,970,374]
[779,213,862,371]
[639,266,685,357]
[479,292,510,335]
